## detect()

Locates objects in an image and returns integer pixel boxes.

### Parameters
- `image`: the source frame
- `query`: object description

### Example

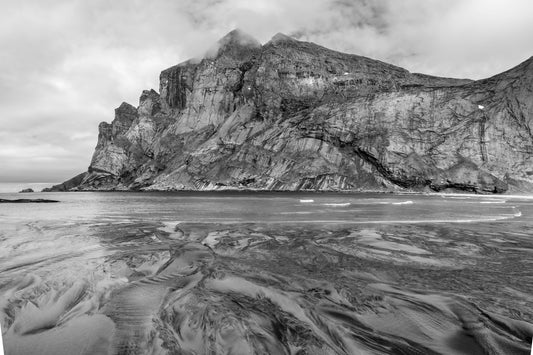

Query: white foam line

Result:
[299,199,314,203]
[323,203,351,207]
[279,211,313,215]
[392,200,413,205]
[171,215,516,225]
[432,192,532,201]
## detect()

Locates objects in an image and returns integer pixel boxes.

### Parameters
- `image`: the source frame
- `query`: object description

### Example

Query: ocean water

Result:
[1,191,532,354]
[0,182,58,193]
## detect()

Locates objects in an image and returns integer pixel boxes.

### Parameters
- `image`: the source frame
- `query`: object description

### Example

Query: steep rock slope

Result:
[49,30,533,193]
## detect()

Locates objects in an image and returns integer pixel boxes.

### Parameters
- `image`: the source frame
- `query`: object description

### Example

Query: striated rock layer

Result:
[49,29,533,193]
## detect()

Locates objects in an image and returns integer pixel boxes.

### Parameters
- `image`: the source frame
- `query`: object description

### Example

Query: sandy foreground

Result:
[1,217,532,355]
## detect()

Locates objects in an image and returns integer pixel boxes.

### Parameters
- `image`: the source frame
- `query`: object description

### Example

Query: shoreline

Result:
[34,188,527,197]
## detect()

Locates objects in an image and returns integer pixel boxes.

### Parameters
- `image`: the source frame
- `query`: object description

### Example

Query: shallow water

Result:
[1,191,532,354]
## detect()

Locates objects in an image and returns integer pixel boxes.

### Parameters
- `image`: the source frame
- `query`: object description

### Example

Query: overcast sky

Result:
[1,0,532,183]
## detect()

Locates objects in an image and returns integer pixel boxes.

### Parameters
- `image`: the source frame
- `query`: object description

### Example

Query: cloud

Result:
[1,0,532,182]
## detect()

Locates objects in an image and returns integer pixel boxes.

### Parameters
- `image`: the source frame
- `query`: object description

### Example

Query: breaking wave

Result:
[392,200,413,205]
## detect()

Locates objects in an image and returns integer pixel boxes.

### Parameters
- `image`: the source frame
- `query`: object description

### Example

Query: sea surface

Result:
[0,182,58,193]
[1,190,532,354]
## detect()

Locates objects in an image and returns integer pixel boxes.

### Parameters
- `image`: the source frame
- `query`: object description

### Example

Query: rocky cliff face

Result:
[49,29,533,193]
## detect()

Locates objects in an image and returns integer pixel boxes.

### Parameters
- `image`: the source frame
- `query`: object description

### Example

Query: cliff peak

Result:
[268,32,296,44]
[205,29,261,59]
[476,54,533,84]
[514,55,533,72]
[116,102,136,113]
[113,102,138,127]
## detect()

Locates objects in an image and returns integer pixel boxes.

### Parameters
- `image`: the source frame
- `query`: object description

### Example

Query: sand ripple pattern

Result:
[1,220,532,354]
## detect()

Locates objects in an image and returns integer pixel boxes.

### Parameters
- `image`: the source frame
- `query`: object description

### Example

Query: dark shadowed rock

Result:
[51,30,533,193]
[43,172,88,192]
[19,188,34,193]
[0,198,59,203]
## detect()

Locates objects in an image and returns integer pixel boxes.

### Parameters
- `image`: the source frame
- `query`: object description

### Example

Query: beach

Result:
[0,191,532,354]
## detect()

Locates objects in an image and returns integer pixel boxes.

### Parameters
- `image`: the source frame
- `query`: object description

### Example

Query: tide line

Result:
[170,215,517,225]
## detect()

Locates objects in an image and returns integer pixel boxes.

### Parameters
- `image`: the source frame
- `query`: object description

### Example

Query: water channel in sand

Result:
[0,191,532,354]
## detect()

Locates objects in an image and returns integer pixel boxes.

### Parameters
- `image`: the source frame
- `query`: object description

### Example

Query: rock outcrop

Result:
[51,29,533,193]
[43,172,88,192]
[0,198,59,203]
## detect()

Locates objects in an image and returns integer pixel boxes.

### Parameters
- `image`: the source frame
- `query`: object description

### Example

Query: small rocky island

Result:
[19,188,34,193]
[46,29,533,193]
[0,198,59,203]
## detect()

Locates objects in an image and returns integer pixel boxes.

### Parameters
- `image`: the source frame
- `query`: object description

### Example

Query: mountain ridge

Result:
[44,30,533,193]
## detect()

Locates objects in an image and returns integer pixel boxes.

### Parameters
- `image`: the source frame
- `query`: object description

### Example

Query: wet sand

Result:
[1,219,532,354]
[0,192,532,354]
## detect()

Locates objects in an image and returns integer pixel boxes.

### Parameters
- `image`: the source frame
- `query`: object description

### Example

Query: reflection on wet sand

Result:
[1,218,532,354]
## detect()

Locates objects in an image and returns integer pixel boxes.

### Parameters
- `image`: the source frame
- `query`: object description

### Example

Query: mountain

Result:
[45,29,533,193]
